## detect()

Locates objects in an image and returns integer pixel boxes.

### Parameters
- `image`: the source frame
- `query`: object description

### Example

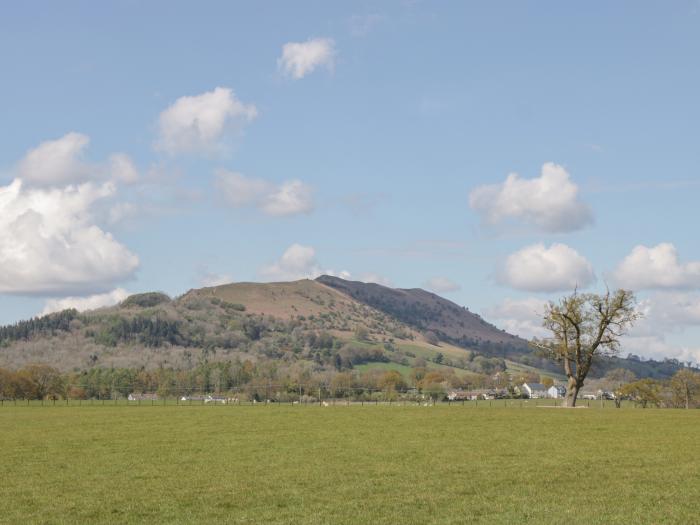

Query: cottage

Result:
[547,385,566,399]
[521,383,548,399]
[447,390,471,401]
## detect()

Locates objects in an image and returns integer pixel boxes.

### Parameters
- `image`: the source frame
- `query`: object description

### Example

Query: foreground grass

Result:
[1,406,698,524]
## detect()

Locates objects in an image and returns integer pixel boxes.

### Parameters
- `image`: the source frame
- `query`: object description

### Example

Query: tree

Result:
[670,368,700,409]
[619,378,662,408]
[330,372,355,398]
[533,289,640,407]
[21,364,63,400]
[424,331,440,346]
[378,371,407,396]
[354,326,370,342]
[540,376,554,388]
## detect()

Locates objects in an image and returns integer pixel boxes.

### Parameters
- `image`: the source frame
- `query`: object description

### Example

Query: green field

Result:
[1,406,698,524]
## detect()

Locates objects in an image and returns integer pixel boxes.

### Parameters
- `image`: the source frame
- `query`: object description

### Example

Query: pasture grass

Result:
[1,405,698,524]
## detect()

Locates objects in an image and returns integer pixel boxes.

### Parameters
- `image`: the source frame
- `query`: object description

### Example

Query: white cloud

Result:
[623,335,700,365]
[262,180,314,216]
[278,38,336,79]
[423,276,461,293]
[613,243,700,290]
[155,87,257,154]
[260,244,323,281]
[469,162,592,233]
[358,273,393,287]
[41,288,130,316]
[17,132,91,186]
[483,297,549,340]
[108,153,139,184]
[215,170,314,217]
[260,244,350,282]
[0,178,139,295]
[325,270,353,281]
[499,243,595,292]
[15,132,139,189]
[107,202,138,225]
[632,292,700,334]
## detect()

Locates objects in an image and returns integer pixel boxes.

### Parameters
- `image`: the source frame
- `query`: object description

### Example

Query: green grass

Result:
[1,406,698,524]
[354,361,415,376]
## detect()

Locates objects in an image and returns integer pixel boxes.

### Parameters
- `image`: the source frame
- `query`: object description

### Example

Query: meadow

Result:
[1,405,698,524]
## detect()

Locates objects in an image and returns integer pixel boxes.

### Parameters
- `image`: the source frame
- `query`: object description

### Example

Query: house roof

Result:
[525,383,547,391]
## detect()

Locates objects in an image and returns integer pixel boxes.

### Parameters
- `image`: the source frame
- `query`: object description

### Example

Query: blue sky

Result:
[1,1,700,363]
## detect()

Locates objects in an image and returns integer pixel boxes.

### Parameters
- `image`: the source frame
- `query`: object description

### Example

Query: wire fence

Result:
[0,384,637,409]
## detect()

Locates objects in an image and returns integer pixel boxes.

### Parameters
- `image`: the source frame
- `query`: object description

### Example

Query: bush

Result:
[121,293,171,308]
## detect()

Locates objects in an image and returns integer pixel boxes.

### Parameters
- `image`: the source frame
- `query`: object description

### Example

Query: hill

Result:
[0,277,687,387]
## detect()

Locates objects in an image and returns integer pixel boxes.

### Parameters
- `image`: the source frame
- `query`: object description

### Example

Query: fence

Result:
[0,386,637,409]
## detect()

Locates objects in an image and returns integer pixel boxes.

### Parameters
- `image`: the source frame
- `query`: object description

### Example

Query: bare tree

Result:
[532,289,640,407]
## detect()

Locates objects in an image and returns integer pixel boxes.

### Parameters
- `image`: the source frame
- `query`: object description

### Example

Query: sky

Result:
[1,1,700,363]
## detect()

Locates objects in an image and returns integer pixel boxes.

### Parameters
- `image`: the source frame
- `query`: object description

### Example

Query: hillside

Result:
[315,276,684,379]
[0,277,686,382]
[0,280,484,376]
[317,275,526,347]
[316,275,550,366]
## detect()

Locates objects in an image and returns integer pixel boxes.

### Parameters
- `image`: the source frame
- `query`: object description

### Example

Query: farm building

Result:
[521,383,548,399]
[547,385,566,399]
[127,393,159,401]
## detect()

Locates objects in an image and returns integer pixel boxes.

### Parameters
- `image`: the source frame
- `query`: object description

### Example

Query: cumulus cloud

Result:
[41,288,130,316]
[483,297,549,340]
[278,38,336,79]
[0,178,139,295]
[155,87,257,154]
[423,276,461,293]
[499,243,595,292]
[215,170,314,217]
[469,162,592,233]
[613,243,700,290]
[260,244,323,281]
[260,244,351,282]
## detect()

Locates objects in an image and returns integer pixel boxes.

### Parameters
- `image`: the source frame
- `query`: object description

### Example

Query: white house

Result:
[547,385,566,399]
[128,393,158,401]
[521,383,548,399]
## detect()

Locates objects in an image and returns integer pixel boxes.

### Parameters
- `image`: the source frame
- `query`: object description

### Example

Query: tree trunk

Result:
[564,377,580,407]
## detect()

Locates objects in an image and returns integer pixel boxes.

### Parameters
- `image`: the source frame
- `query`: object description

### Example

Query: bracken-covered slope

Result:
[316,275,527,348]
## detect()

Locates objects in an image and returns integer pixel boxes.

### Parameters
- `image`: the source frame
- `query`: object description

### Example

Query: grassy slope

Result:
[1,406,698,524]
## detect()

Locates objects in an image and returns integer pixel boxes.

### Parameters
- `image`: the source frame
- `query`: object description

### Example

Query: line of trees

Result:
[1,362,698,407]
